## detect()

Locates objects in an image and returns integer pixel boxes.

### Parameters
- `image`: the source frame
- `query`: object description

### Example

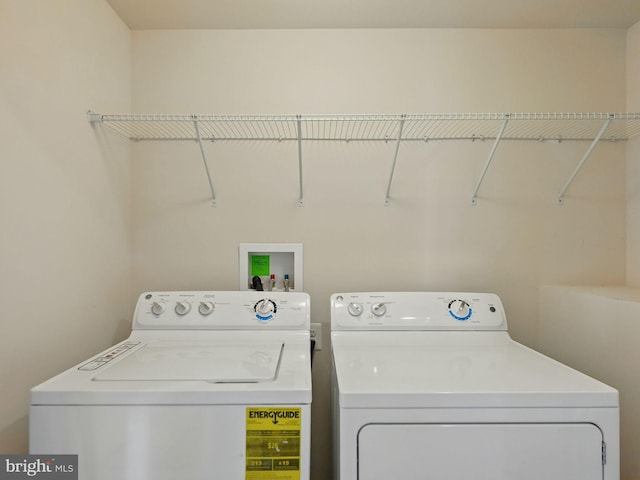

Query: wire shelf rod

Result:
[384,115,406,206]
[252,119,270,140]
[91,111,640,123]
[103,134,631,143]
[557,115,614,205]
[471,115,510,205]
[297,116,304,207]
[193,119,216,207]
[263,120,280,140]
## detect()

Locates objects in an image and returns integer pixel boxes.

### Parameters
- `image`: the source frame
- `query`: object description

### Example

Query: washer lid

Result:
[93,342,283,383]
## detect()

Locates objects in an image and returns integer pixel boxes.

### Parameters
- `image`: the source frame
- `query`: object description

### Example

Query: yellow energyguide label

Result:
[246,407,302,480]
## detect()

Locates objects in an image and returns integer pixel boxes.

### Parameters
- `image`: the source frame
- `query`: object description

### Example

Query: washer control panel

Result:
[134,291,310,330]
[331,292,506,331]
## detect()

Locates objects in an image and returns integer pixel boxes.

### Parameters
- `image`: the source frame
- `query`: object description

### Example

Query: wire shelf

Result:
[87,111,640,207]
[90,112,640,142]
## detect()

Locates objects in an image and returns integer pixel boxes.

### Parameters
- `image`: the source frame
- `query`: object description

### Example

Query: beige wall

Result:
[539,286,640,480]
[539,22,640,480]
[131,28,628,480]
[0,8,635,477]
[0,0,132,451]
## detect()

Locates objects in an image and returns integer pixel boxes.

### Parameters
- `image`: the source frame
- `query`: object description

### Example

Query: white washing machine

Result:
[30,291,312,480]
[331,292,619,480]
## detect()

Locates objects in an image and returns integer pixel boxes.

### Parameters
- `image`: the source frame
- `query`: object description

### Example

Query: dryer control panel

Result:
[134,291,310,330]
[331,292,507,331]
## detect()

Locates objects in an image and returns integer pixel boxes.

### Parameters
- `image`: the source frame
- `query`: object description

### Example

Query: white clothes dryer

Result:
[330,292,618,480]
[30,291,312,480]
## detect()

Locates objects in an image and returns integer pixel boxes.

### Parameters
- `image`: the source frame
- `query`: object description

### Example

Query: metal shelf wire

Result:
[88,112,640,206]
[89,112,640,142]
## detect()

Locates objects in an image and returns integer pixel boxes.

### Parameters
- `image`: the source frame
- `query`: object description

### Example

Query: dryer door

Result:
[358,423,603,480]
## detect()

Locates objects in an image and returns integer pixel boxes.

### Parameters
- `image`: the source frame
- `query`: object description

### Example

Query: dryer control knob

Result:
[347,302,364,317]
[151,301,165,316]
[448,299,472,321]
[371,303,387,317]
[198,302,215,316]
[175,301,191,316]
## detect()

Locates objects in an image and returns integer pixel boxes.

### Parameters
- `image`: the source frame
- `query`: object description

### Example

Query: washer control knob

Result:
[199,302,215,316]
[254,299,277,321]
[175,301,191,316]
[347,302,364,317]
[371,303,387,317]
[151,301,165,316]
[448,299,472,321]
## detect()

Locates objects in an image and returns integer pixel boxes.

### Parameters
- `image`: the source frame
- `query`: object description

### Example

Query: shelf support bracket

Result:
[471,114,510,205]
[87,110,103,123]
[193,118,216,207]
[557,115,614,205]
[297,115,304,207]
[385,115,406,206]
